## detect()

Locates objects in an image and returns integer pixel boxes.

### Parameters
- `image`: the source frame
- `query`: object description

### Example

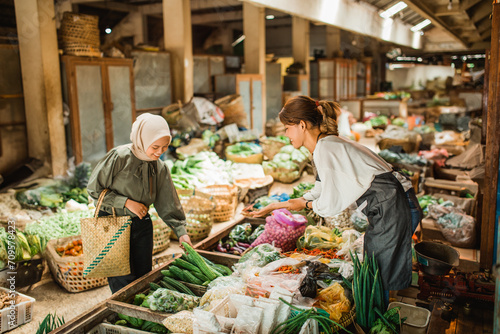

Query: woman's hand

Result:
[246,202,290,218]
[179,234,193,249]
[125,199,148,219]
[288,198,307,212]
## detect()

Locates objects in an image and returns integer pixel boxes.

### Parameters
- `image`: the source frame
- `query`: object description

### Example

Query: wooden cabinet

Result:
[214,74,265,133]
[318,58,357,101]
[61,56,136,165]
[131,50,171,110]
[193,55,225,95]
[0,45,27,174]
[283,74,309,96]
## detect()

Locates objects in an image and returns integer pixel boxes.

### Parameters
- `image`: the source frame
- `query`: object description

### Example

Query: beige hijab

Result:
[130,113,171,161]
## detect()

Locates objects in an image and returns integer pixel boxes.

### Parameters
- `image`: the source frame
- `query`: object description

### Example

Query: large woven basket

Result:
[198,184,238,222]
[152,218,171,255]
[175,189,216,241]
[59,12,100,57]
[45,235,108,293]
[215,94,249,128]
[331,306,355,332]
[260,138,288,160]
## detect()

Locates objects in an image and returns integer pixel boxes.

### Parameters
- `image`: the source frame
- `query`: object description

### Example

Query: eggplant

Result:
[217,242,228,253]
[237,242,251,248]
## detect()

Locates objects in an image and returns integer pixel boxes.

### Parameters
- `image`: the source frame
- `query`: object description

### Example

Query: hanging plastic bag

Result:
[436,212,476,248]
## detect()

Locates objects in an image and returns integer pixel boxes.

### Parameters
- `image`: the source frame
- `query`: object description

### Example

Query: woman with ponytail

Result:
[250,95,416,298]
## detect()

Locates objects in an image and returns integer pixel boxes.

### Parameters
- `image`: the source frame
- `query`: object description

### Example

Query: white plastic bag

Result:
[233,305,263,334]
[192,97,225,125]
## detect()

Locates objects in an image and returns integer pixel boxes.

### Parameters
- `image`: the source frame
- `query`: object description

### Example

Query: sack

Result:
[81,189,132,278]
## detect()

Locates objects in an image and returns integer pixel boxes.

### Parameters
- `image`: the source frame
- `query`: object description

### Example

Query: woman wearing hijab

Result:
[87,113,192,294]
[250,96,418,300]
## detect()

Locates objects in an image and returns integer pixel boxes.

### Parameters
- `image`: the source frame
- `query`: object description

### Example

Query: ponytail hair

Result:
[279,96,339,136]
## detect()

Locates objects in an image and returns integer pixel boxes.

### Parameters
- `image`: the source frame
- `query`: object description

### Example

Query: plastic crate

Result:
[388,302,431,334]
[0,287,35,333]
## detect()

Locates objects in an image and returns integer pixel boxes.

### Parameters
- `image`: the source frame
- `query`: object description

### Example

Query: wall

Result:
[386,65,455,90]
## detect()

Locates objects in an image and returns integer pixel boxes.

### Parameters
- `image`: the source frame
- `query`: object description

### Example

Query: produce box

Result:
[0,257,44,289]
[45,235,108,293]
[193,216,265,255]
[0,287,35,333]
[106,252,238,324]
[423,178,478,216]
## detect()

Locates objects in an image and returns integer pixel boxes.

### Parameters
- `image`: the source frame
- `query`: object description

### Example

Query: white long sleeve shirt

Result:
[303,136,410,217]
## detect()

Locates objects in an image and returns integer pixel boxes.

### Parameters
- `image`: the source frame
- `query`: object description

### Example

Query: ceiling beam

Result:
[480,29,492,40]
[403,0,468,47]
[435,4,463,17]
[71,0,136,12]
[469,41,490,50]
[462,0,484,11]
[190,9,242,25]
[190,0,240,11]
[477,19,492,34]
[435,0,484,16]
[240,0,423,49]
[471,2,492,23]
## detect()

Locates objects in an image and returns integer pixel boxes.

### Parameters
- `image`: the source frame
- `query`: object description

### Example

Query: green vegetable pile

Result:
[378,150,429,166]
[115,313,167,333]
[263,145,310,183]
[160,243,233,287]
[24,210,92,247]
[271,298,352,334]
[15,163,92,209]
[369,306,406,334]
[168,151,233,189]
[265,136,290,144]
[226,142,263,157]
[144,288,200,313]
[391,117,406,127]
[290,182,315,199]
[365,115,389,128]
[0,228,44,267]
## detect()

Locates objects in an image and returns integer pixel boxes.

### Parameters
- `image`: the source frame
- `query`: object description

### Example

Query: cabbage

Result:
[280,145,296,155]
[273,153,291,163]
[291,150,306,162]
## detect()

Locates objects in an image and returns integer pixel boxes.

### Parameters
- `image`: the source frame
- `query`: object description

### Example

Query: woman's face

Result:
[146,136,170,160]
[284,123,304,149]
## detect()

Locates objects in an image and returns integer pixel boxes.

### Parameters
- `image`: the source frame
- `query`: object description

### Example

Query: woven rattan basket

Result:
[215,94,249,128]
[45,235,108,293]
[331,307,355,332]
[152,218,171,255]
[175,190,215,241]
[260,138,288,160]
[198,184,238,222]
[59,12,100,57]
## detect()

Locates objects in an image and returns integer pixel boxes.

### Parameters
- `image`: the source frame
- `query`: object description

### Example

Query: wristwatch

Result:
[306,200,312,209]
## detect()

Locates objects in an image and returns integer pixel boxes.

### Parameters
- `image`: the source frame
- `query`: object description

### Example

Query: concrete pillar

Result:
[14,0,67,177]
[243,2,266,74]
[292,16,310,75]
[326,25,342,58]
[163,0,193,103]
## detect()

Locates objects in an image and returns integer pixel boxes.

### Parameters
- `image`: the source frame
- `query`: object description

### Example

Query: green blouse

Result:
[87,145,187,237]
